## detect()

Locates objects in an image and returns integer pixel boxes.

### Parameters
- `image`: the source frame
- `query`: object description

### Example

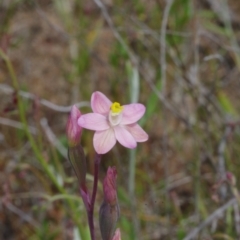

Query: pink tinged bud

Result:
[112,229,121,240]
[103,167,117,206]
[66,105,82,147]
[99,201,120,240]
[99,166,119,240]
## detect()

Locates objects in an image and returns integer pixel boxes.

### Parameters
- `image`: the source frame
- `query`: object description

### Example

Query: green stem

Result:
[0,49,85,238]
[128,148,139,239]
[128,149,136,195]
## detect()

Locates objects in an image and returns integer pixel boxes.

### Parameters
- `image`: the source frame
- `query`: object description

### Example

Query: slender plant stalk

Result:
[0,49,86,238]
[128,62,140,239]
[128,149,136,196]
[128,148,140,238]
[87,153,101,240]
[159,0,174,231]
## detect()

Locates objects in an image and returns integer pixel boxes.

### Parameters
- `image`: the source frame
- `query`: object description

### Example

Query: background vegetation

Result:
[1,0,240,239]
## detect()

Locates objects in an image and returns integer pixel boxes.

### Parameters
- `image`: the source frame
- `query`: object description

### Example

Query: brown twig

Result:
[159,0,174,232]
[217,125,233,200]
[0,117,37,134]
[184,198,237,240]
[40,118,68,159]
[0,84,90,112]
[3,202,39,228]
[234,203,240,237]
[92,0,137,65]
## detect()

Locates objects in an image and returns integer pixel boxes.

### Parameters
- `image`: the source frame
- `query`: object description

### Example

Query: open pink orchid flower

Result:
[78,91,148,154]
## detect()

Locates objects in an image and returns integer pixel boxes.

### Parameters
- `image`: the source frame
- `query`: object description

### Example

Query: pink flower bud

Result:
[66,105,82,147]
[103,167,117,206]
[99,166,119,240]
[99,201,120,240]
[112,229,121,240]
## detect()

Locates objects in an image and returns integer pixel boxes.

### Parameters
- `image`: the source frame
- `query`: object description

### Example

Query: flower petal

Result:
[114,125,136,149]
[94,129,116,154]
[125,124,148,142]
[78,113,109,131]
[121,103,146,125]
[91,91,112,115]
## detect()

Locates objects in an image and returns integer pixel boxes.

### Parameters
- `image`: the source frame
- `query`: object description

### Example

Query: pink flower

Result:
[78,91,148,154]
[103,167,117,206]
[66,105,82,147]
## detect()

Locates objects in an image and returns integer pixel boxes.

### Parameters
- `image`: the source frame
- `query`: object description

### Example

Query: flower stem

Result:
[87,153,101,240]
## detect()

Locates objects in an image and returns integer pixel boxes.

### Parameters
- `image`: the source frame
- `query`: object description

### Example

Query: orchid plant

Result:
[67,91,148,240]
[78,91,148,154]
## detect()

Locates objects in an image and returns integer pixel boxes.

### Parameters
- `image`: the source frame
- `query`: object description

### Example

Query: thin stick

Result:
[160,0,174,232]
[92,0,137,65]
[217,126,232,200]
[159,0,174,231]
[0,83,90,112]
[142,71,190,126]
[4,202,39,228]
[0,117,37,134]
[160,0,174,94]
[193,16,201,223]
[40,118,68,159]
[234,203,240,237]
[184,198,237,240]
